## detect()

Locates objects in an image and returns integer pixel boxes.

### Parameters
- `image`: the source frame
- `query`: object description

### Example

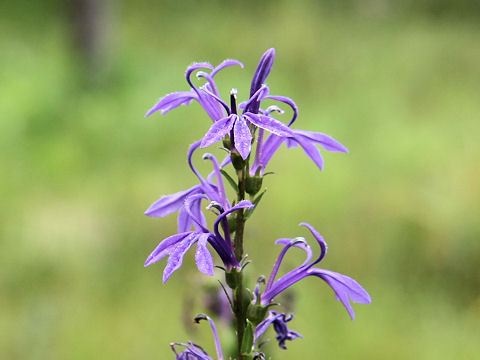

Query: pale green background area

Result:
[1,1,480,359]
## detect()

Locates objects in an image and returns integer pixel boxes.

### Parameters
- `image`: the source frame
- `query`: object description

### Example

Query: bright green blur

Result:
[1,1,479,359]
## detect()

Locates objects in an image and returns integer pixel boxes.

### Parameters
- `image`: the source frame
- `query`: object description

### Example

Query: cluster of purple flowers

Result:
[145,49,371,359]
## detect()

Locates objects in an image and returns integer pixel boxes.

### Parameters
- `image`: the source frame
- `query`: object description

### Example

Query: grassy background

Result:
[1,0,479,358]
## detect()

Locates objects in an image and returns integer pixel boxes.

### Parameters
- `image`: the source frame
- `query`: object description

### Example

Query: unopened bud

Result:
[246,174,263,196]
[225,268,241,289]
[231,151,245,170]
[247,303,268,326]
[223,135,231,149]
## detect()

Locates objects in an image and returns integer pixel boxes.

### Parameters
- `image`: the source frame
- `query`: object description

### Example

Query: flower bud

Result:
[231,151,245,170]
[222,134,231,149]
[247,303,268,326]
[246,174,263,196]
[225,268,242,289]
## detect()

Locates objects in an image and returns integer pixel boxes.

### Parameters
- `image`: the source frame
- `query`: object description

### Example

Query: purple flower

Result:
[145,141,230,232]
[145,196,253,282]
[171,314,224,360]
[147,48,295,161]
[260,223,371,320]
[200,87,294,160]
[254,311,302,350]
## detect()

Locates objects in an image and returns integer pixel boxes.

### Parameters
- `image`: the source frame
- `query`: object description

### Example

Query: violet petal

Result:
[294,130,349,153]
[245,113,293,137]
[293,134,324,170]
[191,195,207,231]
[144,232,192,267]
[163,233,199,283]
[266,95,298,126]
[249,48,275,114]
[195,233,215,276]
[177,205,191,233]
[145,91,196,117]
[299,222,327,265]
[275,237,313,269]
[201,115,236,148]
[184,194,209,233]
[186,62,214,90]
[251,134,285,174]
[233,117,253,159]
[307,268,372,320]
[144,185,201,218]
[211,59,244,77]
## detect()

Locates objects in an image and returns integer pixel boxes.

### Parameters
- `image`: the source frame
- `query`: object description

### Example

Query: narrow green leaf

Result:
[241,320,254,354]
[220,169,239,192]
[245,189,267,219]
[217,280,234,312]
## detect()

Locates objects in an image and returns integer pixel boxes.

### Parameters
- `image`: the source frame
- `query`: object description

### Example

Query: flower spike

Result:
[144,49,371,358]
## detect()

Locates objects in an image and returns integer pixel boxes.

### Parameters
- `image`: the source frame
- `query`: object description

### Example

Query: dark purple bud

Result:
[248,48,275,113]
[250,48,275,98]
[254,311,302,350]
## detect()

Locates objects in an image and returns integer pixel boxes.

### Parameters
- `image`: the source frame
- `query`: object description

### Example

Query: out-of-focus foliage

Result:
[1,1,479,359]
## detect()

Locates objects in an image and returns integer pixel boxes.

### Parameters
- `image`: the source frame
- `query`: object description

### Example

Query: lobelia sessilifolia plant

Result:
[144,48,372,359]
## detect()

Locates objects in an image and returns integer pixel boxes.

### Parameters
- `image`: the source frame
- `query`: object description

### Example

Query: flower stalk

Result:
[232,154,248,359]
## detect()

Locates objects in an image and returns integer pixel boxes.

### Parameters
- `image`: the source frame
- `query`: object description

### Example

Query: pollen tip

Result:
[202,153,213,160]
[230,88,238,96]
[291,237,307,246]
[194,314,209,323]
[206,201,223,214]
[206,201,221,209]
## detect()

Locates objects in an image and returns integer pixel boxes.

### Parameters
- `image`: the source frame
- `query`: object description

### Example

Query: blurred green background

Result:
[1,0,479,359]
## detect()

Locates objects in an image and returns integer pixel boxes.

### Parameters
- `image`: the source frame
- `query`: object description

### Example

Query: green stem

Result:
[232,159,248,359]
[233,272,246,360]
[234,166,246,261]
